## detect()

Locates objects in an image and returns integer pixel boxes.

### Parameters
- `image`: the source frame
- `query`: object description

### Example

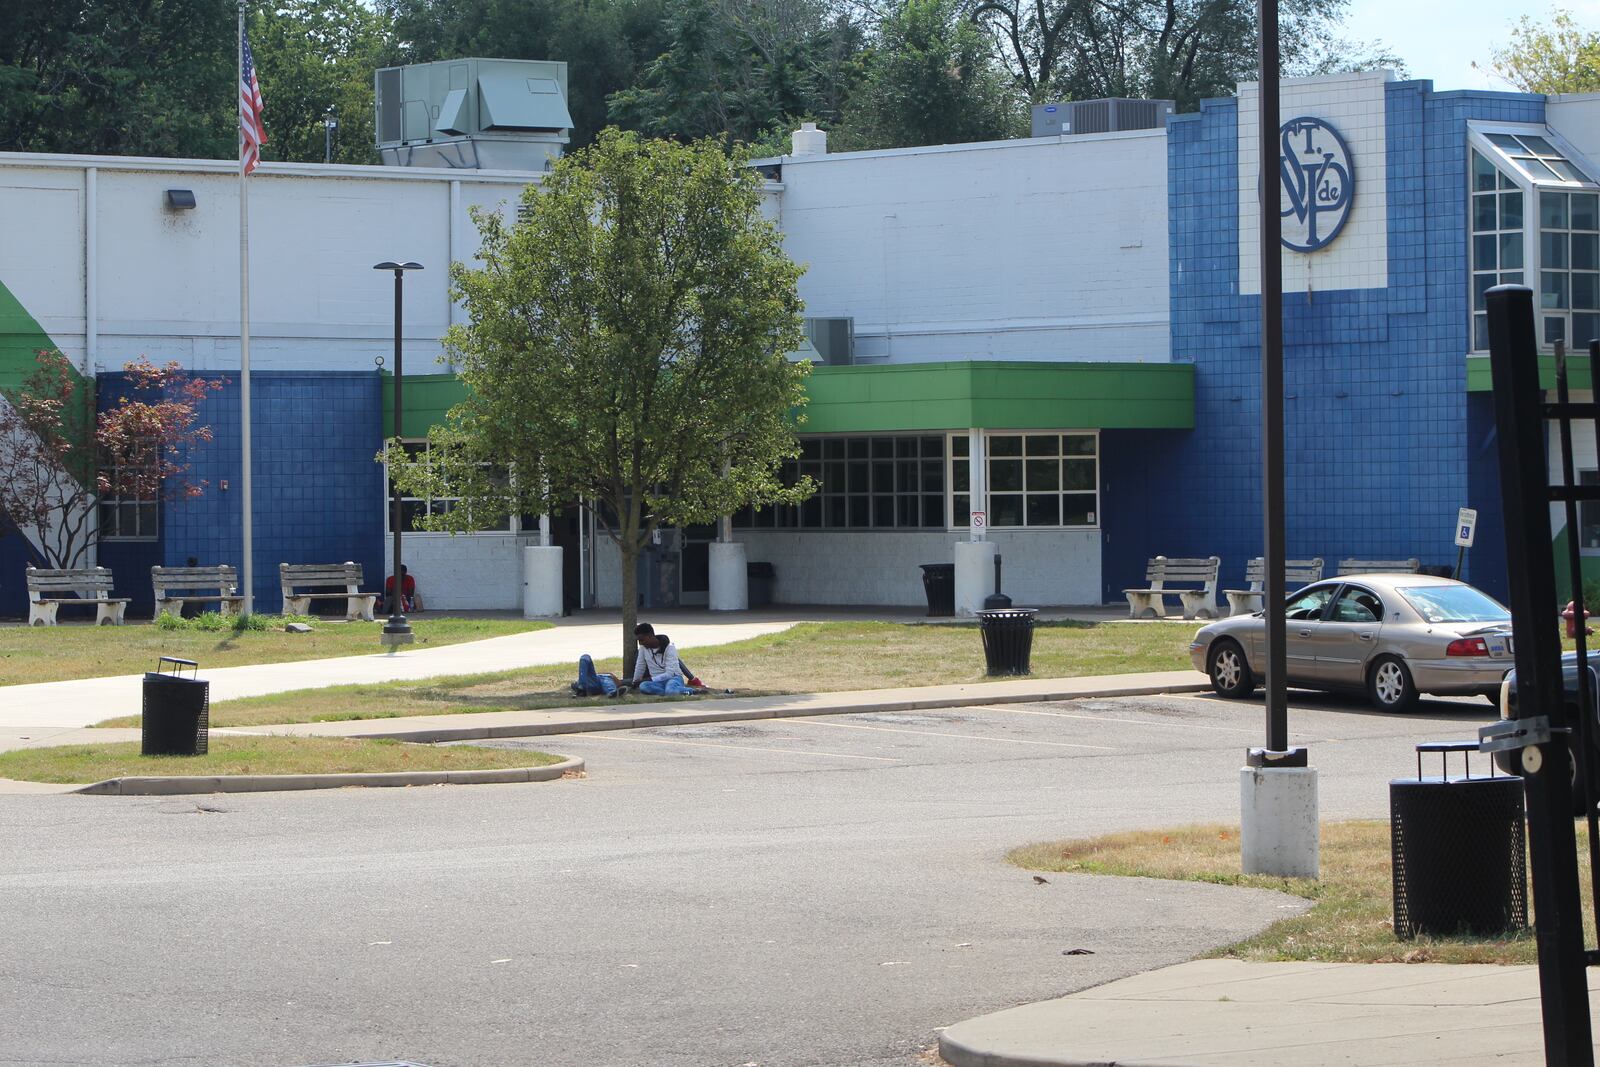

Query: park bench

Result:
[1337,558,1421,577]
[152,565,244,619]
[1224,557,1326,616]
[1124,556,1222,620]
[24,566,130,627]
[279,562,379,621]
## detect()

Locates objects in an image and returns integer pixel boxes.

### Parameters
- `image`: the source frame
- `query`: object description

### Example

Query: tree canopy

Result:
[388,130,812,667]
[1489,11,1600,95]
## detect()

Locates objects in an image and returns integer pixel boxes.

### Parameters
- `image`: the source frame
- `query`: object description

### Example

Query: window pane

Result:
[870,437,894,459]
[1501,271,1524,286]
[823,438,844,460]
[895,437,917,458]
[923,496,944,527]
[1473,233,1497,268]
[1500,233,1524,269]
[1026,459,1059,490]
[1501,171,1518,190]
[826,496,846,527]
[1551,159,1591,182]
[920,435,943,456]
[1575,234,1598,271]
[400,499,427,529]
[1543,191,1568,229]
[1573,193,1599,231]
[1488,133,1524,151]
[953,494,970,527]
[952,460,969,492]
[1576,312,1600,347]
[989,435,1022,457]
[1546,315,1569,344]
[848,496,869,527]
[1574,271,1599,310]
[801,496,822,526]
[921,459,944,491]
[1025,495,1060,526]
[801,439,821,460]
[873,497,895,527]
[1542,231,1569,269]
[1025,434,1059,456]
[1473,194,1496,232]
[1063,434,1096,456]
[871,460,893,491]
[990,495,1023,526]
[897,460,918,492]
[1544,271,1570,309]
[1473,150,1497,192]
[1501,191,1524,229]
[1062,494,1096,526]
[990,458,1023,491]
[951,434,968,458]
[138,503,158,536]
[825,461,845,491]
[896,496,917,527]
[1522,157,1562,181]
[1474,313,1489,351]
[1063,458,1096,491]
[847,461,867,492]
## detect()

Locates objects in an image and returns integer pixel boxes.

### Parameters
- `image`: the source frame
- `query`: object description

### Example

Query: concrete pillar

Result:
[1240,766,1320,878]
[954,540,999,617]
[522,545,564,618]
[708,541,748,611]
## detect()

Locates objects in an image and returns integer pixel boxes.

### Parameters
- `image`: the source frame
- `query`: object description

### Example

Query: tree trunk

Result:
[620,538,639,681]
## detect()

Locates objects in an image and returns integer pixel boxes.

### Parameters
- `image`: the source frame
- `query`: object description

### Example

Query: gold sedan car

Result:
[1188,574,1514,712]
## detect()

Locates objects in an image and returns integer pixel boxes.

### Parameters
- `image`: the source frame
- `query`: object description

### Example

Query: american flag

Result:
[240,32,267,174]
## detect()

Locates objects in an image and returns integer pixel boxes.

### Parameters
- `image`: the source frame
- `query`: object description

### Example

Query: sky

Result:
[1341,0,1600,90]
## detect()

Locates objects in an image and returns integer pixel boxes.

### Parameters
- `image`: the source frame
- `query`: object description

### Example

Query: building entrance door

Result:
[678,523,717,607]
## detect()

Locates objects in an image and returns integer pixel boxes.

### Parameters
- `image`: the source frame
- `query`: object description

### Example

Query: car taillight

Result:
[1447,637,1490,657]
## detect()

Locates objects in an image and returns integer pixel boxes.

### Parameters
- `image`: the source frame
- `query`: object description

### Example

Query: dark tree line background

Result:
[0,0,1399,163]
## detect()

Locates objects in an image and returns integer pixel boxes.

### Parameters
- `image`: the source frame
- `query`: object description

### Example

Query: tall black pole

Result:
[1258,0,1288,754]
[376,261,421,647]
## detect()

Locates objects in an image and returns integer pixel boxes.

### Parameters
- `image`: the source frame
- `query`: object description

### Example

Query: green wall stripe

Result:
[1467,355,1592,392]
[0,278,81,394]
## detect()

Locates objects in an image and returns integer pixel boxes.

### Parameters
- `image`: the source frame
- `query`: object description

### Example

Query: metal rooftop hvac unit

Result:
[788,317,855,365]
[375,58,572,172]
[1031,98,1175,138]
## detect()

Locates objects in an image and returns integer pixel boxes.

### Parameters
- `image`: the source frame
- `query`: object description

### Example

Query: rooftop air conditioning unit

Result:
[1031,98,1175,138]
[375,58,573,172]
[804,317,855,366]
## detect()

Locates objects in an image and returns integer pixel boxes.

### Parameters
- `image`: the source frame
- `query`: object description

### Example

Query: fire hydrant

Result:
[1563,601,1593,638]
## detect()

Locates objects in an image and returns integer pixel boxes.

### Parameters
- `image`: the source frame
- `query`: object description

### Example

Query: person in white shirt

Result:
[631,622,693,695]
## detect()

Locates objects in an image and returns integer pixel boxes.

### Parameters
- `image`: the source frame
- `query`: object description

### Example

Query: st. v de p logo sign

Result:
[1279,116,1353,252]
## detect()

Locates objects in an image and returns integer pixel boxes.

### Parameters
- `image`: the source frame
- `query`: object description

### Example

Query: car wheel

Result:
[1367,655,1418,713]
[1208,639,1256,699]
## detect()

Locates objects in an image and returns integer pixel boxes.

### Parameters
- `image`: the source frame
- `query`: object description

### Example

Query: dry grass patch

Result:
[0,735,563,784]
[114,619,1198,729]
[1010,821,1595,965]
[0,616,553,686]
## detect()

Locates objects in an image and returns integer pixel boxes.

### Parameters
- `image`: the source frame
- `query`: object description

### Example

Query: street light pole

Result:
[323,110,338,165]
[375,261,423,650]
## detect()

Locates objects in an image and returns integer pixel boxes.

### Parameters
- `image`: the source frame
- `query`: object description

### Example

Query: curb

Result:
[315,680,1212,744]
[71,755,584,796]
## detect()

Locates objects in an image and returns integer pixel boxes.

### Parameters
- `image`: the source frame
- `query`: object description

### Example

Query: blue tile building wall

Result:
[94,370,386,612]
[1102,81,1544,603]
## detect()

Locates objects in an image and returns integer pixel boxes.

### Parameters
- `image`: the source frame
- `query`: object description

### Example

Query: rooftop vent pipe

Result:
[791,122,828,157]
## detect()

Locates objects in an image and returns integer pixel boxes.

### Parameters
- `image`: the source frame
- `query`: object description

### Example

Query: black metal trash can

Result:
[141,657,209,756]
[1391,742,1526,939]
[978,608,1038,676]
[747,561,775,608]
[920,563,955,617]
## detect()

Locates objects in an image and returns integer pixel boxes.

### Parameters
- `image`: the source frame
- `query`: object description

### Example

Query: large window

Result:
[385,440,512,532]
[98,450,158,540]
[1470,127,1600,352]
[734,435,947,529]
[953,432,1099,529]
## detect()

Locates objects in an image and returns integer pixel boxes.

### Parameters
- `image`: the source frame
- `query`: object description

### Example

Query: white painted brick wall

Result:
[384,532,530,611]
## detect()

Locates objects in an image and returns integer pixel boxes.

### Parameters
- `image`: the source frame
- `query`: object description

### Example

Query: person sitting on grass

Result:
[630,622,695,695]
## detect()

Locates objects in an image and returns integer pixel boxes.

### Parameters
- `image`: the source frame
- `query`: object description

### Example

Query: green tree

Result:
[837,0,1022,150]
[1489,11,1600,95]
[388,131,812,670]
[250,0,395,164]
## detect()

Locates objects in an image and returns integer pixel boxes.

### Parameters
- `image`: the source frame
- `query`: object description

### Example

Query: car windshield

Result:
[1396,585,1511,624]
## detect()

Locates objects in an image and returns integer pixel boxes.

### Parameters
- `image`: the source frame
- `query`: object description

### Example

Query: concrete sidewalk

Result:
[938,958,1599,1066]
[0,611,808,735]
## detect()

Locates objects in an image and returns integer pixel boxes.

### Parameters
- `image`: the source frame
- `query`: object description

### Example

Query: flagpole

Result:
[238,0,254,615]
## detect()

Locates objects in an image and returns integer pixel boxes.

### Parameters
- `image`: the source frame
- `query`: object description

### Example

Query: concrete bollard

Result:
[1240,765,1320,878]
[708,542,749,611]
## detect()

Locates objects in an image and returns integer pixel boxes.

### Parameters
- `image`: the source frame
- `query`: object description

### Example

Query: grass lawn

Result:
[99,619,1200,729]
[1009,821,1593,965]
[0,735,565,784]
[0,615,552,687]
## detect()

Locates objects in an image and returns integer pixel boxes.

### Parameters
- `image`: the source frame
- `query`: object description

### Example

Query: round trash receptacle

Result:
[978,608,1038,676]
[141,657,209,756]
[920,563,955,617]
[1391,771,1526,939]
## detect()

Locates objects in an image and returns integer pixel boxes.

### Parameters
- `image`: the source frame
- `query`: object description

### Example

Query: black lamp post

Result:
[375,260,423,649]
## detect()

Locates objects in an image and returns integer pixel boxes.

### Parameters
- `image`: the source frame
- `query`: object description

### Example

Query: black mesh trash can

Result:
[978,608,1038,676]
[141,657,209,756]
[1391,742,1526,939]
[920,563,955,617]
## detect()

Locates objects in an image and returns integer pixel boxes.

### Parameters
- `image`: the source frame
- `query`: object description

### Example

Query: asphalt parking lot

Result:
[1,690,1499,1067]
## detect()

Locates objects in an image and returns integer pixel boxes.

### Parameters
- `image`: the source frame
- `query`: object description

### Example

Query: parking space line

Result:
[980,703,1257,734]
[572,732,901,762]
[787,719,1117,751]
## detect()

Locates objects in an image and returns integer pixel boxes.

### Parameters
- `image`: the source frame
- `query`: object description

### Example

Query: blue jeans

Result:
[638,676,694,696]
[575,654,617,696]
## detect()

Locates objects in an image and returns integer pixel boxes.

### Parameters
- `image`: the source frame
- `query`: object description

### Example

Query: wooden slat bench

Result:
[152,565,244,619]
[1337,558,1421,577]
[280,562,379,621]
[1124,556,1222,620]
[25,566,130,627]
[1224,557,1326,616]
